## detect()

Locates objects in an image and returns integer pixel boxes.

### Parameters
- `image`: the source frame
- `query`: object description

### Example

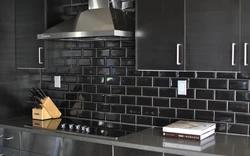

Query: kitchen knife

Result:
[38,87,47,98]
[27,101,41,109]
[35,87,46,99]
[30,88,43,99]
[33,96,42,103]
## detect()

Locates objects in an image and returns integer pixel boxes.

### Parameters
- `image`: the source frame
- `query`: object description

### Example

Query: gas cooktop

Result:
[24,118,135,140]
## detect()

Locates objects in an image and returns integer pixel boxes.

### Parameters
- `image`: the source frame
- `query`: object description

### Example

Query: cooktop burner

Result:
[24,118,135,140]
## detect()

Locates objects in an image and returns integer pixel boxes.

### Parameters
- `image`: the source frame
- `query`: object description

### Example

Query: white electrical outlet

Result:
[178,80,187,95]
[54,76,61,88]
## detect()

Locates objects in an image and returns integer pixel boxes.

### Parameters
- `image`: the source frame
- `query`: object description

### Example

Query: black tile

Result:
[137,116,152,126]
[69,101,82,109]
[137,97,152,106]
[92,112,105,120]
[106,41,120,47]
[228,124,248,135]
[229,80,249,90]
[237,73,250,79]
[228,102,248,113]
[127,106,141,115]
[92,41,105,48]
[78,76,91,83]
[159,108,175,118]
[92,58,105,66]
[111,104,125,113]
[65,76,77,83]
[177,109,194,119]
[236,91,250,102]
[121,124,136,132]
[97,85,110,94]
[83,49,95,57]
[65,42,77,48]
[92,76,105,84]
[84,67,96,75]
[42,75,52,81]
[111,49,126,57]
[195,110,214,121]
[189,99,207,110]
[143,87,158,97]
[216,90,235,101]
[216,123,227,133]
[121,114,135,123]
[62,49,82,57]
[106,59,120,66]
[217,73,236,79]
[92,94,105,102]
[112,67,126,76]
[59,68,69,74]
[143,71,159,77]
[177,89,195,99]
[154,78,169,87]
[97,49,110,57]
[160,88,176,97]
[106,123,121,130]
[66,109,78,117]
[127,87,141,96]
[97,103,110,112]
[106,113,120,122]
[78,58,91,66]
[106,95,120,104]
[66,59,77,66]
[121,96,135,105]
[126,48,135,57]
[97,67,110,75]
[78,110,92,119]
[56,100,69,108]
[137,77,152,86]
[236,114,250,124]
[171,99,187,108]
[106,77,120,85]
[142,107,158,116]
[121,58,135,66]
[121,77,135,85]
[196,89,214,100]
[215,112,234,122]
[153,117,170,126]
[121,41,135,47]
[66,93,78,100]
[69,84,82,92]
[209,79,228,89]
[84,94,92,101]
[208,101,227,111]
[189,79,207,89]
[111,86,125,95]
[197,72,216,78]
[127,67,142,76]
[153,98,169,107]
[160,72,177,77]
[83,85,96,93]
[179,72,196,78]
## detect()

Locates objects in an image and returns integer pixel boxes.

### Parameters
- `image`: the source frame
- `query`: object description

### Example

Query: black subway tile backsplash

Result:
[44,40,250,136]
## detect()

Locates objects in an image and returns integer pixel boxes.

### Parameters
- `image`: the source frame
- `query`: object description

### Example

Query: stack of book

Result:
[162,121,216,141]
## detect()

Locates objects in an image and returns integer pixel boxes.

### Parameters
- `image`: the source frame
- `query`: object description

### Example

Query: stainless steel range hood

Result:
[37,0,134,41]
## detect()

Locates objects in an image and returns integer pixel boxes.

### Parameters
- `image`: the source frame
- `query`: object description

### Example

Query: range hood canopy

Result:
[37,0,134,41]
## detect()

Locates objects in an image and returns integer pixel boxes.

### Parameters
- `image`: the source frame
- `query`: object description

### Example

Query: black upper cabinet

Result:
[16,0,45,69]
[241,0,250,71]
[186,0,240,71]
[136,0,184,71]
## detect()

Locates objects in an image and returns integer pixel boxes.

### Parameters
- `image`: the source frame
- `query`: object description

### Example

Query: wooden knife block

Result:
[32,97,61,120]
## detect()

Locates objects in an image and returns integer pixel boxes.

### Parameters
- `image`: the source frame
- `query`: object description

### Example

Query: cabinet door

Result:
[241,0,250,71]
[186,0,240,71]
[136,0,184,71]
[114,147,162,156]
[16,0,45,69]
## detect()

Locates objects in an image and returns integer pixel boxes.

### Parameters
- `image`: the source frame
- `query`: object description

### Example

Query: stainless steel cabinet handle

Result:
[244,43,248,66]
[39,47,44,65]
[177,44,181,65]
[0,153,4,156]
[232,43,236,66]
[0,135,14,140]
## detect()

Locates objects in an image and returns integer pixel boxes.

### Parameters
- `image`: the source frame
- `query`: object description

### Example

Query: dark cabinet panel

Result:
[241,0,250,71]
[0,128,20,150]
[20,151,46,156]
[63,138,112,156]
[16,0,45,69]
[0,146,19,156]
[136,0,184,70]
[186,0,240,71]
[21,132,63,156]
[115,147,162,156]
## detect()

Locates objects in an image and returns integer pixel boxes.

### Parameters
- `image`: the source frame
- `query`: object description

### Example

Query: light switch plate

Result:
[54,76,61,88]
[178,80,187,95]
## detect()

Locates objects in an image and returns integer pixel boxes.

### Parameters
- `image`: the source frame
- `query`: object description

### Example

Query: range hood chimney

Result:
[37,0,134,41]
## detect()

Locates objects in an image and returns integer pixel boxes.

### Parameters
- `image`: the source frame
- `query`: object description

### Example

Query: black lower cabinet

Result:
[0,146,19,156]
[114,147,162,156]
[0,128,20,150]
[63,139,112,156]
[20,132,63,156]
[20,151,46,156]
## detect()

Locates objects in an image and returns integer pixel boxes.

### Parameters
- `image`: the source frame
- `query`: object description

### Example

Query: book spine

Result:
[163,132,200,140]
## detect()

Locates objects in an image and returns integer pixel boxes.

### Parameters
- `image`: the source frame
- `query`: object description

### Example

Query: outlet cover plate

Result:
[54,76,61,88]
[177,80,187,95]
